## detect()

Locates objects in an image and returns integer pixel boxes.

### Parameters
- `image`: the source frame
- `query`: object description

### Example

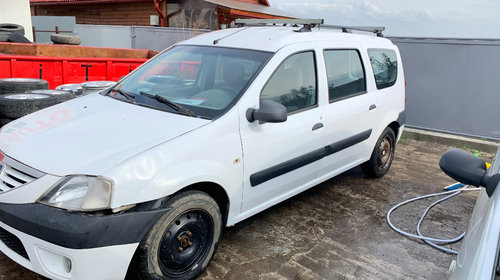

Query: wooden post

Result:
[162,0,168,27]
[32,26,37,42]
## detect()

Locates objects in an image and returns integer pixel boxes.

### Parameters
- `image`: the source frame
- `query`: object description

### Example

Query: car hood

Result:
[0,94,210,176]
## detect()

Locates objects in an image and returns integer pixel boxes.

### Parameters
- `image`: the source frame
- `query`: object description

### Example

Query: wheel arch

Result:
[177,181,230,226]
[388,121,400,139]
[127,185,226,279]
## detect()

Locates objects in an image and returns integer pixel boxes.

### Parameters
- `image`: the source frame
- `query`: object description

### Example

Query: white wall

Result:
[0,0,33,41]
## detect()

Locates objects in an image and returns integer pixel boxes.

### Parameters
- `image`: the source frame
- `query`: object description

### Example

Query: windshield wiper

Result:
[140,91,198,118]
[109,88,136,103]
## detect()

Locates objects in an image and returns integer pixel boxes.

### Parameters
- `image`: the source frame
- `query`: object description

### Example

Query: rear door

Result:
[318,43,380,177]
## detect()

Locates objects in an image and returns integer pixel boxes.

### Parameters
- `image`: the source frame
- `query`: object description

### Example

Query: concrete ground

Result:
[0,137,496,280]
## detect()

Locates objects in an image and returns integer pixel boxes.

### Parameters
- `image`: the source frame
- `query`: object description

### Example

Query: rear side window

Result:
[368,49,398,89]
[324,49,366,102]
[261,51,317,113]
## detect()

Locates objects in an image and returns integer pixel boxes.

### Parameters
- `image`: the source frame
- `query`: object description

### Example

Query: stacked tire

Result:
[0,78,76,126]
[56,83,84,96]
[50,34,81,45]
[0,78,48,94]
[0,23,30,43]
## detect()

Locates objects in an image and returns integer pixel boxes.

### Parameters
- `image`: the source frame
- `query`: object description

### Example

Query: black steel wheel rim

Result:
[158,210,214,277]
[377,135,392,170]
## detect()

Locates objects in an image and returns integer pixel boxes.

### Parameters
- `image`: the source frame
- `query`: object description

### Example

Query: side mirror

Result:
[246,100,287,123]
[439,149,500,197]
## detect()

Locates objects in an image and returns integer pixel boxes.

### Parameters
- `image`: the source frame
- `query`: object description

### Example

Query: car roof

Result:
[178,26,394,52]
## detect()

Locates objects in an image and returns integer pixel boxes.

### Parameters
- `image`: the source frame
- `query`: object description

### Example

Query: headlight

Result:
[38,175,113,212]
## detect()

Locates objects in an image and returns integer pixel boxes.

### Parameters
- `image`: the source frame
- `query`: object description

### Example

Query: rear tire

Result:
[131,191,222,280]
[361,127,396,178]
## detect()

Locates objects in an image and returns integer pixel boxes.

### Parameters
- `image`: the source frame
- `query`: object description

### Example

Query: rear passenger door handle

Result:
[369,104,377,111]
[312,123,323,131]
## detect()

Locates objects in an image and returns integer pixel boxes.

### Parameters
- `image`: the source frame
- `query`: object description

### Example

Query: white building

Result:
[0,0,33,41]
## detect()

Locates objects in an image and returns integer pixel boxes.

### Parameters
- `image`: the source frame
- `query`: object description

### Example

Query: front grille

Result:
[0,165,36,191]
[0,227,29,260]
[0,155,44,193]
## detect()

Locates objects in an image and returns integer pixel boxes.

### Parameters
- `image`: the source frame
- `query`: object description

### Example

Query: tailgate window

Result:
[368,49,398,90]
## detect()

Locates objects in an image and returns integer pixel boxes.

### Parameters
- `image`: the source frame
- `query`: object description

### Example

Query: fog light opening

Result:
[63,257,72,273]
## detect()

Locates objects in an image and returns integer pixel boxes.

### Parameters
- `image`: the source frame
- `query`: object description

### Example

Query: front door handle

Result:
[312,123,323,131]
[369,104,377,111]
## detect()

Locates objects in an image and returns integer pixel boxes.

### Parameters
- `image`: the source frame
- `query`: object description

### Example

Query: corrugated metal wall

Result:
[75,24,209,51]
[390,38,500,140]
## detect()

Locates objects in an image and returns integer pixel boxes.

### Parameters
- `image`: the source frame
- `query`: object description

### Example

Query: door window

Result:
[324,49,366,102]
[261,51,317,113]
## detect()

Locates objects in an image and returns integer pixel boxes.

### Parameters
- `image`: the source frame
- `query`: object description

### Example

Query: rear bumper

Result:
[396,109,406,142]
[397,109,406,126]
[0,202,170,279]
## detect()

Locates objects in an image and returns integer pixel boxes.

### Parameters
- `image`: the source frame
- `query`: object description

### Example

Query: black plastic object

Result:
[439,149,486,187]
[484,174,500,197]
[439,149,499,196]
[0,202,170,249]
[246,100,287,123]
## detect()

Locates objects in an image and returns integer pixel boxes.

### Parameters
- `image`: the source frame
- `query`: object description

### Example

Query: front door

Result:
[239,49,326,216]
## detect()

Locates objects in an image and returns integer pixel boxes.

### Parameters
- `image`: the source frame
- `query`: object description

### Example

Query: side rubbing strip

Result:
[250,148,324,187]
[250,129,372,187]
[325,129,371,156]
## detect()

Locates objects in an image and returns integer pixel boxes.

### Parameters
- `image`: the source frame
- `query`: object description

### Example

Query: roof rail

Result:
[234,18,324,26]
[233,18,385,36]
[234,19,323,32]
[322,25,385,37]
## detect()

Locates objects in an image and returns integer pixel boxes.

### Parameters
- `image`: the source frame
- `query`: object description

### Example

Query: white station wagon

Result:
[0,19,405,280]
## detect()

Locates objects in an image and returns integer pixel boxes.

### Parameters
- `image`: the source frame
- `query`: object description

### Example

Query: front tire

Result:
[132,191,222,280]
[361,127,396,178]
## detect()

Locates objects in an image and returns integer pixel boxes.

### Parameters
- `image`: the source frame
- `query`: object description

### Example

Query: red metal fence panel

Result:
[0,55,147,88]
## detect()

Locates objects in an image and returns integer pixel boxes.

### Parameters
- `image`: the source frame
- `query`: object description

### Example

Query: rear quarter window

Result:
[368,49,398,90]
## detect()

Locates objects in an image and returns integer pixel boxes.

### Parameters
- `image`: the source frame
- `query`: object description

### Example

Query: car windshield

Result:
[109,45,272,119]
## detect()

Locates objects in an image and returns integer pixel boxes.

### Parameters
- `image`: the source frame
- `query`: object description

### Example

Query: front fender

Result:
[105,108,243,215]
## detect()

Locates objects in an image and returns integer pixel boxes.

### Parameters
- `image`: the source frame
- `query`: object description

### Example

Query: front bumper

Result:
[0,202,170,279]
